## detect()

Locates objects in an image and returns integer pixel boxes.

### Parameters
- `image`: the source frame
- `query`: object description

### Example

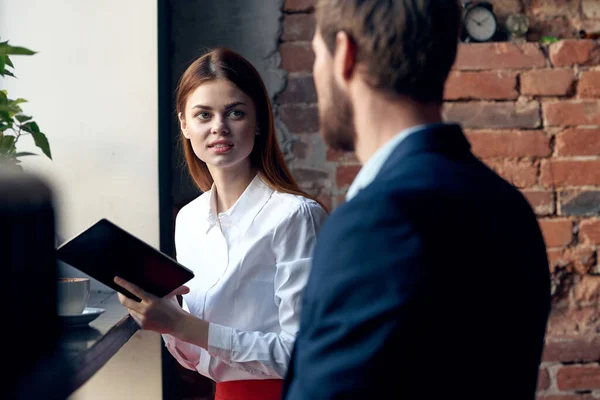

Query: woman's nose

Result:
[211,116,229,135]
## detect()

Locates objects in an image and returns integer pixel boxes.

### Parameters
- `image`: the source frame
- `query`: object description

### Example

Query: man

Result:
[283,1,552,399]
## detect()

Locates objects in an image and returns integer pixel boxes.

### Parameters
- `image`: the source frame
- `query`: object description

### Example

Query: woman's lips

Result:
[210,142,233,154]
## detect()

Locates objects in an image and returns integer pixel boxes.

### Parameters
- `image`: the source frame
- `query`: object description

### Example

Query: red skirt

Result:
[214,379,283,400]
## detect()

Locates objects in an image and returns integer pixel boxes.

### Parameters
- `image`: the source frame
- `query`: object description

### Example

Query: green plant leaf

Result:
[22,123,50,158]
[5,56,13,68]
[0,134,15,154]
[3,69,15,78]
[540,36,559,44]
[0,43,36,56]
[13,98,27,105]
[14,151,36,157]
[32,130,51,159]
[0,55,5,75]
[15,114,32,123]
[21,121,40,134]
[4,100,22,117]
[0,120,12,131]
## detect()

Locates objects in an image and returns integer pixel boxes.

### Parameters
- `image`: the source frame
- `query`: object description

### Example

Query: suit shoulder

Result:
[317,188,409,247]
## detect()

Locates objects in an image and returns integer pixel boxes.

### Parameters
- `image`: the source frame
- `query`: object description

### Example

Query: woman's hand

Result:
[114,276,191,335]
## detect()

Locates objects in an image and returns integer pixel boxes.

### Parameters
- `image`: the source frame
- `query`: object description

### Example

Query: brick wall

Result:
[277,1,600,398]
[448,40,600,399]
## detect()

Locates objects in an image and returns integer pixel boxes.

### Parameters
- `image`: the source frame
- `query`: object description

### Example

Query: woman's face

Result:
[180,79,257,175]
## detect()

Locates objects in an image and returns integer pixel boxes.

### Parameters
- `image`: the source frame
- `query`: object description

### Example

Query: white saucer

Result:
[59,307,105,327]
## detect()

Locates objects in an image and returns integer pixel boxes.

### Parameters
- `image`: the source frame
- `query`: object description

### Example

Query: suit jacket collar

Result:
[377,123,471,178]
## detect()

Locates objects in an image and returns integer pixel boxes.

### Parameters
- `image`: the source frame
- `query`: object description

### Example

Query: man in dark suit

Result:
[283,1,552,399]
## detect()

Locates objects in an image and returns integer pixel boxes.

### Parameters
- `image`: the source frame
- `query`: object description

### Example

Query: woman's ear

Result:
[179,112,190,139]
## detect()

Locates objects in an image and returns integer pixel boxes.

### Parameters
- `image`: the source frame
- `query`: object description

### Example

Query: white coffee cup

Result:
[57,277,90,316]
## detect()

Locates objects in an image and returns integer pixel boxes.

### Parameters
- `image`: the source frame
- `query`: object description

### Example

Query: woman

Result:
[114,48,328,400]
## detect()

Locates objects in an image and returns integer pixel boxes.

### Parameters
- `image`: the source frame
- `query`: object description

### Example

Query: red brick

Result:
[556,364,600,390]
[549,40,596,67]
[573,275,600,305]
[282,14,315,42]
[278,75,317,104]
[336,165,361,188]
[292,167,329,189]
[541,159,600,187]
[453,43,546,70]
[443,101,540,129]
[539,219,573,247]
[291,136,309,159]
[278,104,319,133]
[580,219,600,244]
[578,70,600,98]
[484,159,539,188]
[326,148,358,164]
[530,0,581,16]
[444,71,518,100]
[520,69,574,96]
[465,129,550,158]
[283,0,316,12]
[280,42,314,73]
[543,335,600,362]
[543,100,600,126]
[555,128,600,156]
[537,368,551,390]
[582,0,600,18]
[490,0,524,16]
[522,190,556,216]
[547,246,596,274]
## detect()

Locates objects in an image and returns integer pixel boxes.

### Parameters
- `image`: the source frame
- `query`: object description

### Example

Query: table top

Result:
[58,291,139,395]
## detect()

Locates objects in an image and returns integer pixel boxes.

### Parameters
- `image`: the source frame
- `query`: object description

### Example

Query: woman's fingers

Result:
[168,285,191,297]
[114,276,151,302]
[128,309,144,328]
[116,291,144,312]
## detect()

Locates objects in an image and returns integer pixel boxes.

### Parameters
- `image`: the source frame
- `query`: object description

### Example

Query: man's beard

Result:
[319,79,356,152]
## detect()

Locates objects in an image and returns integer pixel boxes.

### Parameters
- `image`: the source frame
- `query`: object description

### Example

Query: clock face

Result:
[464,6,497,42]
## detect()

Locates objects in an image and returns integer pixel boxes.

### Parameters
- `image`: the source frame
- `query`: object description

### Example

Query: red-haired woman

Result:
[114,48,328,400]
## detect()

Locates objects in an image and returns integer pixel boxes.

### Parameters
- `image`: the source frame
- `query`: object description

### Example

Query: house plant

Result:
[0,39,51,171]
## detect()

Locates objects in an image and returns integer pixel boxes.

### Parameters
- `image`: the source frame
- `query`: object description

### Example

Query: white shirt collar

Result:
[205,173,273,234]
[346,123,445,201]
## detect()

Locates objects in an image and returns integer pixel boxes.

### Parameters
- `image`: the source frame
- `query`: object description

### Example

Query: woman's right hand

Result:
[114,276,191,334]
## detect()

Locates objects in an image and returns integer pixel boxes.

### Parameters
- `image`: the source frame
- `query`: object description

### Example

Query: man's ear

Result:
[333,31,357,88]
[178,112,190,139]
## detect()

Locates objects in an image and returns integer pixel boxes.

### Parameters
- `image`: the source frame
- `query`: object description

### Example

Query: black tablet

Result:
[56,218,194,302]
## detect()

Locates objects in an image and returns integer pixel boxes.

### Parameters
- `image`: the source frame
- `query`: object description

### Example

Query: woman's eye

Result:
[197,112,211,120]
[229,110,245,118]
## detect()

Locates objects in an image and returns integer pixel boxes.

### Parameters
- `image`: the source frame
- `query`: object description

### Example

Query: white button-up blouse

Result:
[162,174,328,382]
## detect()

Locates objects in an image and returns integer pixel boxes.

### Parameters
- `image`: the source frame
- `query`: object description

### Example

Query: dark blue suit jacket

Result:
[283,124,551,399]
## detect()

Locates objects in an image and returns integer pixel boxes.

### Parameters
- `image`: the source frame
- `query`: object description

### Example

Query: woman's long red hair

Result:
[175,48,326,211]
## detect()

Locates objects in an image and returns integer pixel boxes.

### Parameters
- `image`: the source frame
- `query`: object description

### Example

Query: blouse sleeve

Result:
[161,298,202,371]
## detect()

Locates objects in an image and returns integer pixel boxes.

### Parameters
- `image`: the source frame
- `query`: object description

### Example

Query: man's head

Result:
[312,0,462,151]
